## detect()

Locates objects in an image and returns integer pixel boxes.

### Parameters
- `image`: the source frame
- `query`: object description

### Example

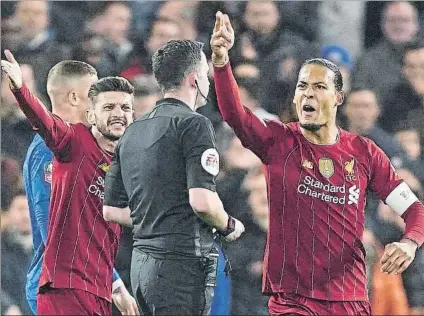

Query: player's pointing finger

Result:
[4,50,17,64]
[214,11,223,32]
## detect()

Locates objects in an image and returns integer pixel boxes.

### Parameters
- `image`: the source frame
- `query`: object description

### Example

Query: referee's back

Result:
[117,98,218,259]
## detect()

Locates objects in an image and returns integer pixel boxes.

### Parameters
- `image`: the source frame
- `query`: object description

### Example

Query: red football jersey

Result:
[13,86,120,302]
[214,63,410,301]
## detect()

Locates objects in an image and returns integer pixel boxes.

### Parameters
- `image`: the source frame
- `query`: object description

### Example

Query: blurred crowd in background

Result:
[1,1,424,315]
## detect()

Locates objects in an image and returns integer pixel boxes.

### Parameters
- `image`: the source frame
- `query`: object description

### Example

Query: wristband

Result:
[212,55,229,67]
[401,238,419,248]
[220,216,235,237]
[112,278,124,293]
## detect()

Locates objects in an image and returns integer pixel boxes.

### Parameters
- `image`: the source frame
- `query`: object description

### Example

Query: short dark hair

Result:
[394,120,420,134]
[348,86,373,94]
[403,40,424,60]
[147,17,181,39]
[235,76,260,101]
[300,58,343,92]
[2,188,26,212]
[88,76,134,104]
[347,86,380,105]
[382,1,418,22]
[130,75,161,98]
[88,1,130,18]
[152,40,204,92]
[47,60,97,82]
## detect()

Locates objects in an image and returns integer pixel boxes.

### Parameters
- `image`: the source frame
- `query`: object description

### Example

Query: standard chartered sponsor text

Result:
[88,176,105,200]
[297,175,346,204]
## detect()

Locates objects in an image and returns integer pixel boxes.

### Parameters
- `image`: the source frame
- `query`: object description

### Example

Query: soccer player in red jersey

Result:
[210,12,424,315]
[1,50,139,315]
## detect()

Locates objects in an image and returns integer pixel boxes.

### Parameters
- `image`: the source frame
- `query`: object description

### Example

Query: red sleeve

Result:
[12,85,73,155]
[368,141,403,201]
[214,62,275,163]
[368,141,424,247]
[401,201,424,247]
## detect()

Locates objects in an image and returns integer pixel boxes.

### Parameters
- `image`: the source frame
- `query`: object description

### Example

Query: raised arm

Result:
[211,12,274,162]
[1,50,73,155]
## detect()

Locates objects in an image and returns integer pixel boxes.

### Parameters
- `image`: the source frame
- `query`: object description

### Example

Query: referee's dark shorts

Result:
[131,249,216,316]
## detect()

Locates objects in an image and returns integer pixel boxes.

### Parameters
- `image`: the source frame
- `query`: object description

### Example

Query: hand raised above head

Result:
[1,50,23,89]
[210,11,235,67]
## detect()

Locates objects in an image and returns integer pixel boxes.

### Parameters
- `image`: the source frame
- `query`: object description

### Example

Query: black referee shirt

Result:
[104,98,219,259]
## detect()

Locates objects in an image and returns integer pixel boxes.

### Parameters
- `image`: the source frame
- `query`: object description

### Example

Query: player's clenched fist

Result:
[1,50,23,89]
[380,239,417,275]
[210,11,235,66]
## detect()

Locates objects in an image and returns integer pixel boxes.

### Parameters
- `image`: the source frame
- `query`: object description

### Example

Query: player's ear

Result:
[188,72,197,88]
[335,91,344,107]
[68,91,78,106]
[375,102,381,117]
[86,108,96,126]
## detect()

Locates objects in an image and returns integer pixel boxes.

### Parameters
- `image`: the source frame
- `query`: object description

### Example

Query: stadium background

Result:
[1,1,424,315]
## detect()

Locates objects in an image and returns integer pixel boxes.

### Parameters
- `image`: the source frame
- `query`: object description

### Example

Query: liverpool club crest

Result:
[344,158,356,181]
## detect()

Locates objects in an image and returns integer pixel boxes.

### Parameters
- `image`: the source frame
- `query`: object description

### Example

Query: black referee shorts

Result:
[131,249,214,316]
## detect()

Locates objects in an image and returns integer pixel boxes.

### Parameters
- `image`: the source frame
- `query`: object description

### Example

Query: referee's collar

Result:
[156,98,192,111]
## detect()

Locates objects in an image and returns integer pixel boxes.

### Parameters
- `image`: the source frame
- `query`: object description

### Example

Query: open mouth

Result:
[302,104,316,112]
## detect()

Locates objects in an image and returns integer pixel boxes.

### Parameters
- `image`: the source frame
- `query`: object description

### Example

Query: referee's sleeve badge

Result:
[201,148,220,176]
[44,161,53,183]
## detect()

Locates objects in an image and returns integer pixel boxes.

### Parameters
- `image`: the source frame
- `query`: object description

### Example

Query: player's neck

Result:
[91,127,117,154]
[52,104,88,125]
[300,124,339,145]
[164,90,195,111]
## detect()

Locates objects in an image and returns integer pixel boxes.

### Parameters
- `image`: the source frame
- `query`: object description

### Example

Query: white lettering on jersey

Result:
[201,148,220,176]
[348,185,360,205]
[88,176,105,200]
[385,182,418,215]
[297,176,346,204]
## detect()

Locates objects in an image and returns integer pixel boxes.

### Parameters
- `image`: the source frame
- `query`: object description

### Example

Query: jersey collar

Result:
[156,98,192,111]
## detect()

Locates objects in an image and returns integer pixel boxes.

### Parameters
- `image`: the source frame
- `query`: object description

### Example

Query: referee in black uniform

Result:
[103,40,245,316]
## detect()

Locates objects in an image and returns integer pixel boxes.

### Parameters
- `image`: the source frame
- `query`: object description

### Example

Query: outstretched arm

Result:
[211,12,275,163]
[1,50,73,156]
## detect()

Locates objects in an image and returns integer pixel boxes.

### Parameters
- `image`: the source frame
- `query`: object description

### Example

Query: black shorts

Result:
[131,249,215,316]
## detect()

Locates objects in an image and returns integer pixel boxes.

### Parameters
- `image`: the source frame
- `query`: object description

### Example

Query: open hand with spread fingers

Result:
[379,239,417,275]
[210,11,235,66]
[1,50,23,89]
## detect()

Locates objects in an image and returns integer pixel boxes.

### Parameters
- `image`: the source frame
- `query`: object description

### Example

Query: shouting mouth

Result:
[302,104,316,112]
